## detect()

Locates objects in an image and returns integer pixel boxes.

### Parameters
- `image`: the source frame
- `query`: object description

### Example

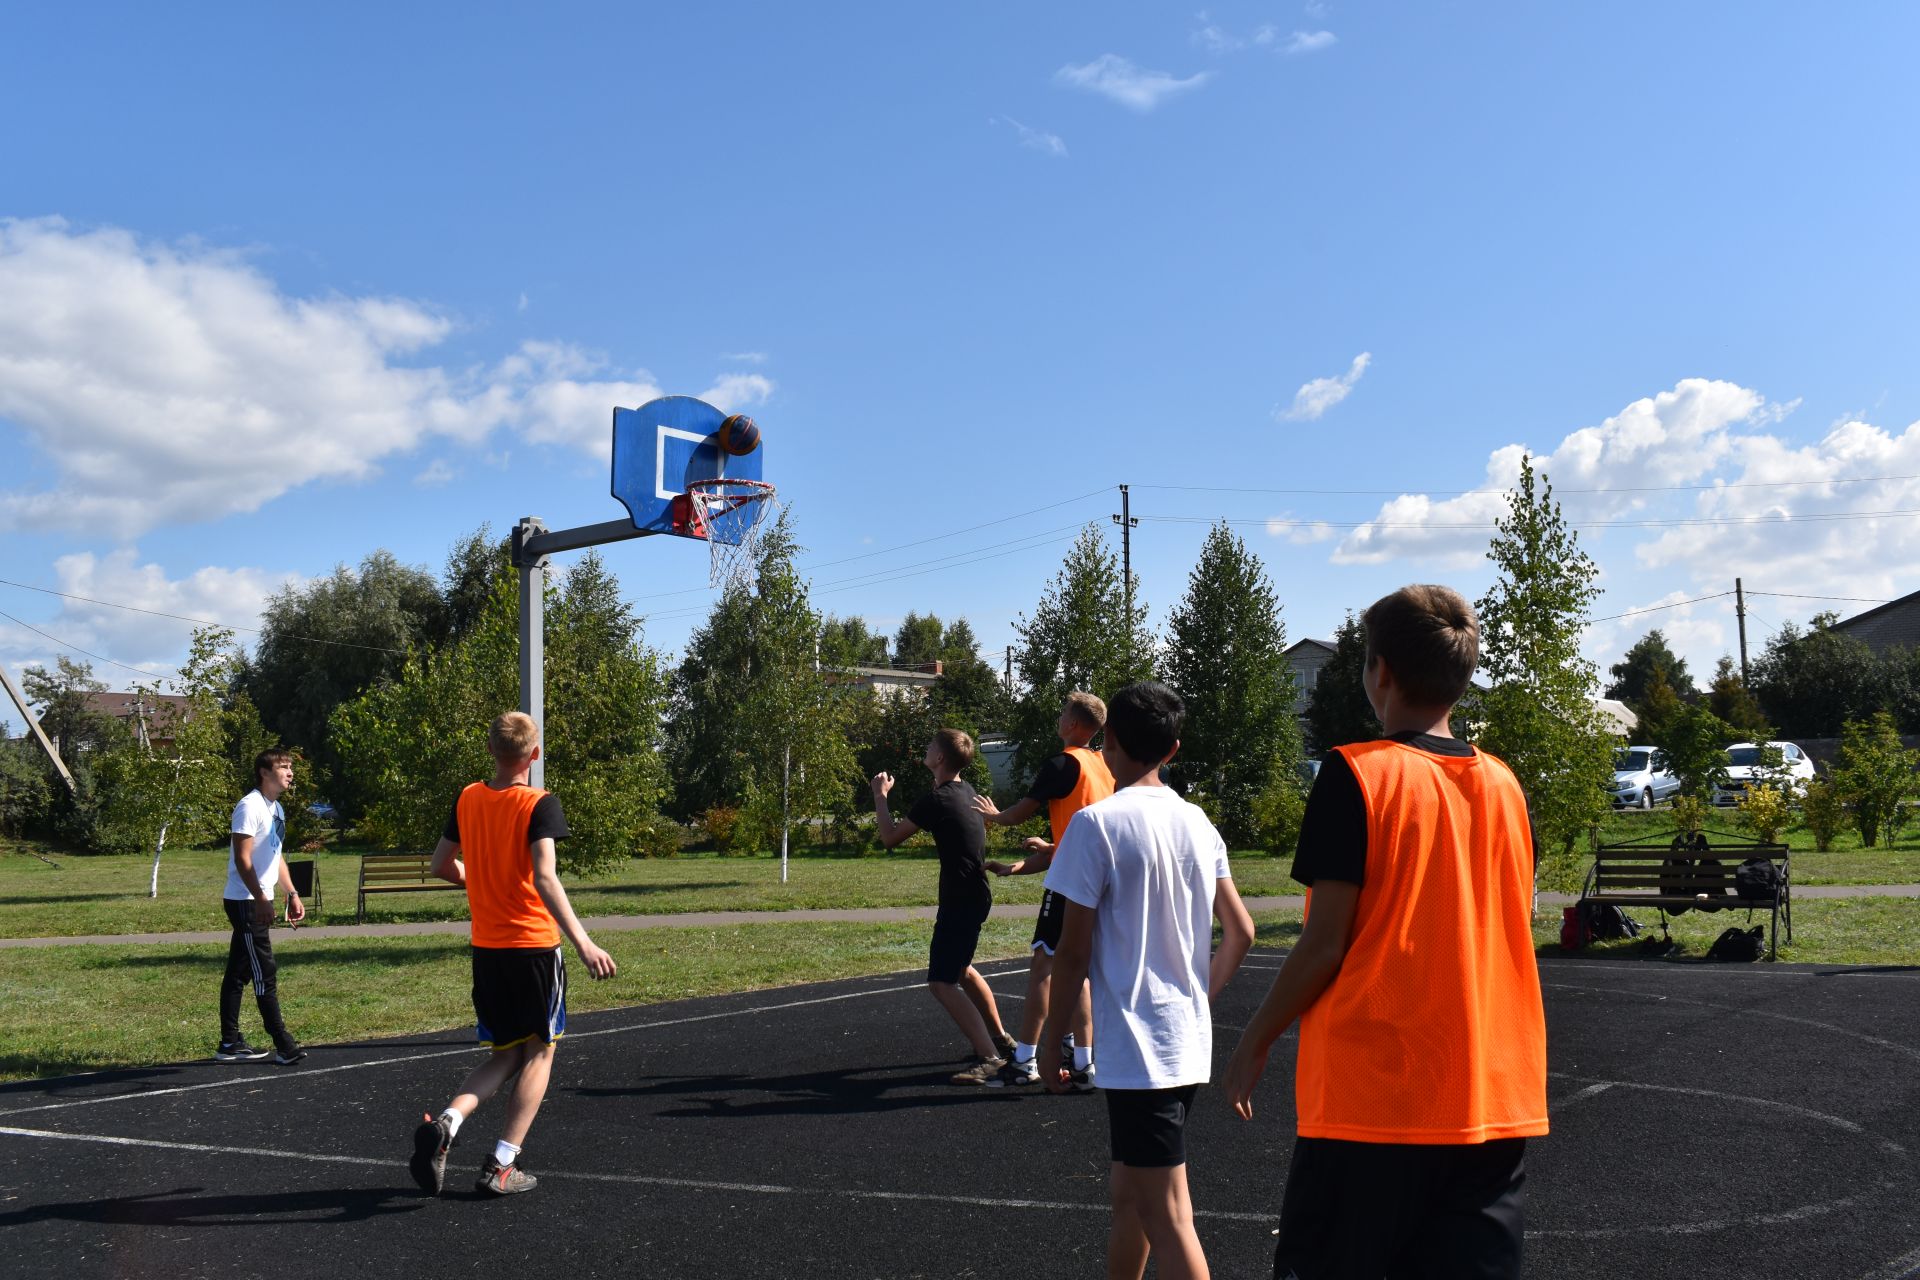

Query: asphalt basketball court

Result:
[4,948,1920,1279]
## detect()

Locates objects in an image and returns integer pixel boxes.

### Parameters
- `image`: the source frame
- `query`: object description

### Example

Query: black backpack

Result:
[1579,901,1641,942]
[1734,858,1780,902]
[1707,925,1766,962]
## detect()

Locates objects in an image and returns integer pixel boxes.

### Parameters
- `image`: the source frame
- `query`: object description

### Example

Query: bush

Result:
[1735,784,1790,843]
[701,805,744,854]
[1833,712,1919,849]
[1249,772,1307,858]
[1798,777,1851,852]
[1670,795,1709,838]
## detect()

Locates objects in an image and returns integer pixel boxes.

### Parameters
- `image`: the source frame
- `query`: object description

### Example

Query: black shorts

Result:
[927,900,989,984]
[1030,887,1065,955]
[1104,1084,1200,1168]
[1274,1137,1527,1280]
[472,945,568,1051]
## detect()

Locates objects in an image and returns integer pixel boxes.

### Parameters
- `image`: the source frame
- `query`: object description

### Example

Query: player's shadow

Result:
[580,1063,1026,1118]
[0,1185,422,1228]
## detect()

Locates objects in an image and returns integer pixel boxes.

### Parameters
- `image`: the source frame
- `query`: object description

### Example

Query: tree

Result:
[927,617,1011,734]
[1473,455,1616,860]
[332,552,673,874]
[240,549,449,814]
[1302,614,1377,755]
[1652,703,1734,799]
[1706,656,1769,736]
[1606,629,1696,709]
[1832,712,1919,849]
[1160,523,1303,845]
[665,514,858,849]
[892,613,946,668]
[1748,614,1886,737]
[0,736,52,837]
[1634,668,1684,744]
[20,656,109,759]
[1008,525,1156,778]
[818,616,889,667]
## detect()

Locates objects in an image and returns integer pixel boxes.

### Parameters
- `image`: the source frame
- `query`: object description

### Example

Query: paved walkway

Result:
[4,884,1918,949]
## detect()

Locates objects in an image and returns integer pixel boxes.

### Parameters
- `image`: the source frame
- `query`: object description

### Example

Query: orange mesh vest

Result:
[1295,740,1547,1144]
[457,782,560,950]
[1048,746,1115,843]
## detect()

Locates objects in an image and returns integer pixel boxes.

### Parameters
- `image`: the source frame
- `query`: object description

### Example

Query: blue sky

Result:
[5,2,1919,706]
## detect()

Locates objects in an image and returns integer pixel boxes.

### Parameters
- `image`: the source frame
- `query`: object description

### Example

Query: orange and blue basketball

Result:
[718,414,761,456]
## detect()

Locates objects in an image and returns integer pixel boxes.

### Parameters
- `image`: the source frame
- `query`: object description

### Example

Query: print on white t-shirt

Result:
[224,790,287,902]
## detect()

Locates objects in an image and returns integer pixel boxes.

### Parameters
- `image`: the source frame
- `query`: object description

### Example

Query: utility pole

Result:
[1112,484,1137,656]
[1735,577,1750,685]
[0,665,75,795]
[1004,646,1013,696]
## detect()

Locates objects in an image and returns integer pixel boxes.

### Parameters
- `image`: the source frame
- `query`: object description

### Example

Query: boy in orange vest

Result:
[1224,585,1546,1279]
[408,711,617,1197]
[974,691,1114,1088]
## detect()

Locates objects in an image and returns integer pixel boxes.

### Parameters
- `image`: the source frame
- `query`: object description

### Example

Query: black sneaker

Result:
[410,1112,454,1194]
[476,1155,537,1196]
[214,1041,269,1062]
[272,1044,307,1066]
[1068,1060,1098,1093]
[985,1056,1041,1089]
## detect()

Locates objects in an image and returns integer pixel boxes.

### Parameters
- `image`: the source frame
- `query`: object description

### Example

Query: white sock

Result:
[1074,1046,1093,1071]
[1013,1041,1035,1064]
[439,1108,464,1137]
[494,1139,521,1167]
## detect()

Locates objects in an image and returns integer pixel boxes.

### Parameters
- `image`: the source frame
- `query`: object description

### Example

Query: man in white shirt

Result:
[1040,681,1256,1280]
[216,748,307,1064]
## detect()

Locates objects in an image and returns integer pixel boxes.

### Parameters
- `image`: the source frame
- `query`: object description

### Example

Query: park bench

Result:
[1580,833,1792,959]
[356,852,463,922]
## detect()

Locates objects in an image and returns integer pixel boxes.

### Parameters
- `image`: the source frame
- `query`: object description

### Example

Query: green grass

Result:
[0,840,1305,940]
[1532,895,1920,967]
[1591,809,1920,882]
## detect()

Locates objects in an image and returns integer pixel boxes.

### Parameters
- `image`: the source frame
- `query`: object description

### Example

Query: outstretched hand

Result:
[870,772,894,799]
[970,794,1001,821]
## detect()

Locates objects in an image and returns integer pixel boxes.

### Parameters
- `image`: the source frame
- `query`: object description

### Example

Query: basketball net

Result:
[684,477,778,591]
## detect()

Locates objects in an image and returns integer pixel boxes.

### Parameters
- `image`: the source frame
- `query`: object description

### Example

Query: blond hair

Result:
[488,711,540,762]
[1062,691,1107,732]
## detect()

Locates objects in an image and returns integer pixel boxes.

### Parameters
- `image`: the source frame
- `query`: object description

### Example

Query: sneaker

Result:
[985,1056,1040,1088]
[409,1113,454,1195]
[214,1041,269,1062]
[272,1044,307,1066]
[1068,1060,1097,1093]
[993,1032,1018,1061]
[949,1056,1006,1086]
[476,1155,537,1196]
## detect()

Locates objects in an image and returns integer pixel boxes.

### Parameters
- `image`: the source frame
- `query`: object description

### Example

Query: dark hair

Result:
[1361,584,1479,709]
[1104,681,1184,765]
[253,748,293,789]
[931,727,975,771]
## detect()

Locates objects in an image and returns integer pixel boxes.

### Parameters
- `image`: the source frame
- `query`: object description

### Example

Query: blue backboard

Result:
[610,396,765,542]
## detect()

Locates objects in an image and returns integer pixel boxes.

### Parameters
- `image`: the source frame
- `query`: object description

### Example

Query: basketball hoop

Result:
[677,477,778,589]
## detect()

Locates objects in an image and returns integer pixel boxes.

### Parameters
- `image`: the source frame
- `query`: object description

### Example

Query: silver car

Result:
[1610,745,1680,809]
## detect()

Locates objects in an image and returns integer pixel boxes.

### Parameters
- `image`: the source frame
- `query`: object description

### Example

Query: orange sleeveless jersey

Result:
[456,782,561,950]
[1295,740,1547,1144]
[1048,746,1115,843]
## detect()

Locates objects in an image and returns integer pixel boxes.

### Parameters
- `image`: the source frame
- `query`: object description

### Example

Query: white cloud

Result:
[1276,351,1371,422]
[722,351,768,364]
[1055,55,1212,113]
[0,549,303,685]
[1266,516,1338,544]
[1192,14,1243,54]
[413,459,456,488]
[998,116,1068,157]
[0,219,776,536]
[1285,30,1338,55]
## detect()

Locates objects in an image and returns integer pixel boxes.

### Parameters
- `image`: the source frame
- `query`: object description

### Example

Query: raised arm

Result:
[973,793,1043,828]
[870,772,922,850]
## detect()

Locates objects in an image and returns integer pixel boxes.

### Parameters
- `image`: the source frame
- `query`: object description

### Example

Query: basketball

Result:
[718,414,761,456]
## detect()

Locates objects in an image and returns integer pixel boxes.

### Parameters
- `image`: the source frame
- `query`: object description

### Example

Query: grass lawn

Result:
[1588,811,1920,885]
[0,840,1304,940]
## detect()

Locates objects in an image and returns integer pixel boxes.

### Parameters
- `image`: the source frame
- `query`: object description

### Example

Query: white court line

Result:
[0,976,958,1119]
[1548,1081,1614,1113]
[0,1123,1272,1224]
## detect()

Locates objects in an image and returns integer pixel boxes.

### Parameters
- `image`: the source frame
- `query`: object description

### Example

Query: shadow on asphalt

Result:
[0,1185,423,1228]
[579,1062,1054,1118]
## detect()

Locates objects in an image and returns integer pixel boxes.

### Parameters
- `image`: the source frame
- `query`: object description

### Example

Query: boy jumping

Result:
[409,711,617,1197]
[1224,585,1547,1279]
[1041,681,1256,1280]
[872,728,1018,1085]
[974,691,1113,1089]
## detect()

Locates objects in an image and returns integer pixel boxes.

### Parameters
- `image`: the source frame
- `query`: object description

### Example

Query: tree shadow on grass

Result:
[62,941,474,971]
[0,1185,423,1229]
[578,880,750,898]
[577,1063,1039,1119]
[0,892,144,906]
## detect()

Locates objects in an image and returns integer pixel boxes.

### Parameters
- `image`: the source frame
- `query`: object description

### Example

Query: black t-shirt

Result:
[1291,733,1537,887]
[1024,752,1083,804]
[443,789,570,845]
[908,779,990,908]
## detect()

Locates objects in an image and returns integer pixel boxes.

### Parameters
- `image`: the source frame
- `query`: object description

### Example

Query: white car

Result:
[1711,741,1816,807]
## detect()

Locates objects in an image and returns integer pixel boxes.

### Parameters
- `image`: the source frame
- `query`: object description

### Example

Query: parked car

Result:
[1711,741,1816,807]
[1610,745,1680,809]
[306,802,339,821]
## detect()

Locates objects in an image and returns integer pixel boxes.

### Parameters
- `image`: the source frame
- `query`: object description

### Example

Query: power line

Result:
[1135,472,1920,498]
[1589,592,1733,624]
[1145,507,1920,531]
[0,608,182,680]
[796,486,1112,573]
[0,577,409,655]
[1746,590,1894,605]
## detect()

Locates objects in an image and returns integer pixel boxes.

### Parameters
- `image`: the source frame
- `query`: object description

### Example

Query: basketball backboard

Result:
[610,396,765,543]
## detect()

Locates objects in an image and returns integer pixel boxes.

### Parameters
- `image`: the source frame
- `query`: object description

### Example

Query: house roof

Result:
[1830,588,1920,635]
[1283,638,1337,658]
[84,692,193,721]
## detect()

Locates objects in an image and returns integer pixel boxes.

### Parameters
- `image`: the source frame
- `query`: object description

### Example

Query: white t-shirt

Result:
[224,790,287,902]
[1044,785,1233,1090]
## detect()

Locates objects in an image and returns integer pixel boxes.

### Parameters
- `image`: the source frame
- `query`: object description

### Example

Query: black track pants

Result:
[218,898,292,1049]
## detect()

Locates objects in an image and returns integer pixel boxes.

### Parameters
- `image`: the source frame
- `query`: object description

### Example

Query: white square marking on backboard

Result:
[655,426,725,501]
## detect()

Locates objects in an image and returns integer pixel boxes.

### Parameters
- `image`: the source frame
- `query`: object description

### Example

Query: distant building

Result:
[1830,589,1920,656]
[82,691,194,752]
[1594,698,1638,737]
[1283,638,1338,715]
[829,660,943,699]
